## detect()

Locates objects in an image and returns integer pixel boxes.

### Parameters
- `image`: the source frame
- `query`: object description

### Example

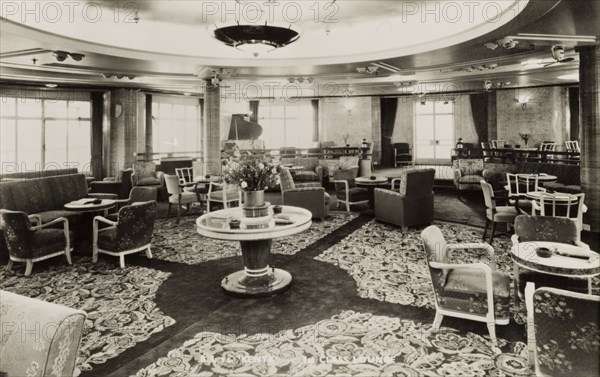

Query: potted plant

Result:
[222,158,280,208]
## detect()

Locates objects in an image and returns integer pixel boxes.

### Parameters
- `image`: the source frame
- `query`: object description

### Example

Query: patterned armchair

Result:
[374,169,435,230]
[421,225,510,347]
[1,210,72,276]
[279,168,329,220]
[93,201,157,268]
[453,158,484,198]
[132,162,165,187]
[106,186,158,222]
[512,215,589,294]
[332,169,368,212]
[525,284,599,377]
[280,157,323,184]
[89,169,133,199]
[0,290,86,377]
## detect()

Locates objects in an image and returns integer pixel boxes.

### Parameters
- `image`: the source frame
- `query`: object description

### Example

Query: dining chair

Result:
[565,140,580,153]
[93,201,157,268]
[505,173,543,213]
[176,167,208,196]
[1,210,72,276]
[206,180,242,213]
[393,143,412,166]
[164,174,202,223]
[525,283,599,377]
[480,180,519,244]
[421,225,510,348]
[532,192,586,235]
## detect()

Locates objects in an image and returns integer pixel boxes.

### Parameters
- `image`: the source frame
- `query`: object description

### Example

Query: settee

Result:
[0,290,87,377]
[0,174,117,261]
[280,157,323,185]
[482,161,581,193]
[0,168,78,182]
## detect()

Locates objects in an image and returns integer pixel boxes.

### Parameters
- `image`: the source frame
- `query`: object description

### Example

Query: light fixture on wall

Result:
[514,96,531,110]
[214,23,300,57]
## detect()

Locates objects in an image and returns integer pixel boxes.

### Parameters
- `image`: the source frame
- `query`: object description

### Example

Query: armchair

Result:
[206,180,241,213]
[532,192,586,235]
[106,186,158,221]
[338,156,360,178]
[332,169,368,212]
[480,180,519,244]
[1,210,72,276]
[421,225,510,347]
[374,169,435,230]
[279,168,329,220]
[393,143,412,166]
[164,174,202,223]
[89,169,133,199]
[280,157,323,185]
[93,201,157,268]
[453,158,484,198]
[525,284,599,377]
[132,161,165,188]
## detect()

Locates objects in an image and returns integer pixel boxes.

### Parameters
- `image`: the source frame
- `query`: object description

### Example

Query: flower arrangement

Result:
[518,131,531,146]
[222,157,280,191]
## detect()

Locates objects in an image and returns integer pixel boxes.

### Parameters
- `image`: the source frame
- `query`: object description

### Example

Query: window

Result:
[0,97,91,172]
[414,101,454,163]
[258,100,314,149]
[151,96,201,154]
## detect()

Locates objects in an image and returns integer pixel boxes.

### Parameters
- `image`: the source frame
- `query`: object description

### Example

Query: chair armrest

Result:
[575,240,590,249]
[296,182,322,188]
[445,242,495,269]
[390,178,402,191]
[155,171,165,185]
[374,187,404,198]
[332,179,350,194]
[31,217,68,231]
[285,187,325,194]
[511,234,519,245]
[94,216,118,227]
[208,181,224,193]
[28,214,41,226]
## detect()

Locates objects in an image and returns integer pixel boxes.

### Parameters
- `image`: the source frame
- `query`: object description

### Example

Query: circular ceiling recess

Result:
[2,0,528,66]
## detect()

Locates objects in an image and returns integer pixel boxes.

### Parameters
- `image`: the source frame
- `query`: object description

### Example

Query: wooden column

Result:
[578,45,600,233]
[204,81,221,175]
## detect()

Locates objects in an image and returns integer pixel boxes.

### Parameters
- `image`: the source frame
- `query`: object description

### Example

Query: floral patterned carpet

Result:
[135,310,532,377]
[151,211,359,264]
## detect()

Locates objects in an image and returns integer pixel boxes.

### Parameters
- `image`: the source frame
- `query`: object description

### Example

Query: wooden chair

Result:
[332,169,369,211]
[1,210,72,276]
[532,192,586,236]
[93,201,157,268]
[421,225,510,347]
[505,173,544,213]
[525,284,599,376]
[164,174,202,223]
[206,180,242,213]
[480,180,519,244]
[176,167,208,196]
[393,143,412,167]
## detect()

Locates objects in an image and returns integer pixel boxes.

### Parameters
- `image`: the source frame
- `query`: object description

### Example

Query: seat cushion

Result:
[337,187,369,202]
[97,228,117,251]
[294,171,319,182]
[136,177,161,186]
[458,175,484,184]
[208,189,240,201]
[168,191,199,204]
[32,229,70,255]
[487,206,518,222]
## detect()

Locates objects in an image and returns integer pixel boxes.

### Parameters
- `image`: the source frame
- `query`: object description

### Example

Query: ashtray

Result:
[272,205,283,214]
[535,247,554,258]
[369,176,376,180]
[205,175,211,179]
[228,219,241,229]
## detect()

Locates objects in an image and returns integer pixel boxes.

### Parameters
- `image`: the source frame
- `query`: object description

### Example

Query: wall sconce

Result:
[514,96,531,110]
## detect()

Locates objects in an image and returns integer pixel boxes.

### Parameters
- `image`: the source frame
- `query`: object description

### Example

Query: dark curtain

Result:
[90,92,104,179]
[469,93,488,144]
[249,100,259,123]
[145,94,153,156]
[380,98,398,168]
[311,99,319,142]
[568,87,579,140]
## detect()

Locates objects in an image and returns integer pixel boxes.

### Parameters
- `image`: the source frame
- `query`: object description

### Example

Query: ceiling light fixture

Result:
[69,53,85,61]
[45,83,57,88]
[214,23,300,57]
[356,66,379,75]
[52,50,69,62]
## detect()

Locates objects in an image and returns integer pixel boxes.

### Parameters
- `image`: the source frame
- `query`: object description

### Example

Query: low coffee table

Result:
[64,198,116,213]
[355,176,389,208]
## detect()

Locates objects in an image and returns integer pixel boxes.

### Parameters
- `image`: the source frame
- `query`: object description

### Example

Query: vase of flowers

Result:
[222,158,280,213]
[518,132,531,146]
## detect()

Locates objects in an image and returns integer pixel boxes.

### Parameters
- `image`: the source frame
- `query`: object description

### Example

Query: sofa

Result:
[0,174,117,261]
[0,290,86,377]
[482,161,581,193]
[280,157,323,185]
[0,168,78,182]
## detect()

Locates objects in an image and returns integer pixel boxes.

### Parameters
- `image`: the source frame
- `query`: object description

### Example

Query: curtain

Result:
[469,93,488,144]
[568,87,579,140]
[380,97,398,167]
[249,100,259,123]
[90,92,104,179]
[311,99,319,142]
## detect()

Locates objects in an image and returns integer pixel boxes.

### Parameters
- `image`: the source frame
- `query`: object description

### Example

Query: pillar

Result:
[578,45,600,233]
[204,81,221,175]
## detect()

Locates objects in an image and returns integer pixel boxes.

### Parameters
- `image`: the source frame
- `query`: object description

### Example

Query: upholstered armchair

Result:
[393,143,412,166]
[89,169,133,199]
[421,225,510,347]
[279,168,330,220]
[525,284,599,377]
[106,186,158,221]
[1,210,72,276]
[132,161,165,188]
[164,174,202,223]
[374,169,435,230]
[280,157,323,184]
[453,158,484,198]
[332,169,368,212]
[93,201,157,268]
[512,215,589,295]
[0,290,86,377]
[480,180,519,244]
[338,156,360,177]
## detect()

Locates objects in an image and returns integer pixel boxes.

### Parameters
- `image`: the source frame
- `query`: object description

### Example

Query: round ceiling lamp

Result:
[214,23,300,57]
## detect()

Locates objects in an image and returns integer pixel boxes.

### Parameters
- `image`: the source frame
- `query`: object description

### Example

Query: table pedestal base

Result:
[221,239,292,297]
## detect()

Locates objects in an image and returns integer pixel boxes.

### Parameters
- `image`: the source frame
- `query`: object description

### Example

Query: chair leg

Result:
[65,249,72,265]
[24,260,33,276]
[145,246,153,259]
[489,222,497,244]
[119,254,125,268]
[207,200,211,213]
[166,203,172,219]
[432,311,444,330]
[92,246,98,263]
[487,322,498,348]
[176,204,181,224]
[5,260,13,271]
[483,219,490,241]
[401,226,408,233]
[345,201,350,212]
